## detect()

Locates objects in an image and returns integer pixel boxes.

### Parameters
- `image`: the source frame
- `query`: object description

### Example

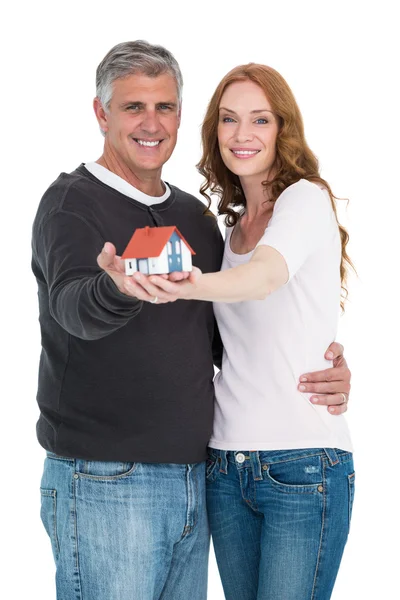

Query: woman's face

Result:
[217,80,279,182]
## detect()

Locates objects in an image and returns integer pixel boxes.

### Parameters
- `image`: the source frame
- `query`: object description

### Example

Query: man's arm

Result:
[33,211,143,341]
[298,342,351,415]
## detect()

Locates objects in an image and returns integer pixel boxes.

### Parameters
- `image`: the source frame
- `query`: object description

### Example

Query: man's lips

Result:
[132,138,164,148]
[230,148,261,158]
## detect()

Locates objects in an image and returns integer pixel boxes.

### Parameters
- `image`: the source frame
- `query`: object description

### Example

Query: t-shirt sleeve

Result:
[256,180,335,280]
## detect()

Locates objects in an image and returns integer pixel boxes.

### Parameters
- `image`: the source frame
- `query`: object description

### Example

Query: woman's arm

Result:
[129,245,288,303]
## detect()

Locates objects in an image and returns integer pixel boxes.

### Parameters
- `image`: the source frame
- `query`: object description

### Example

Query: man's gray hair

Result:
[96,40,183,111]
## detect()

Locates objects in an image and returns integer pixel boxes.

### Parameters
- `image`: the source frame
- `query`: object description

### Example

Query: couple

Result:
[33,41,354,600]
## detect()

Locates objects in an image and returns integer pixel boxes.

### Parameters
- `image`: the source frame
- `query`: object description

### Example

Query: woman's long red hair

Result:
[197,64,354,310]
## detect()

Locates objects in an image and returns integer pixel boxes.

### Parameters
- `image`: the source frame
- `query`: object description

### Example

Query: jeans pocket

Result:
[264,454,323,494]
[40,488,60,561]
[348,471,355,529]
[75,460,137,480]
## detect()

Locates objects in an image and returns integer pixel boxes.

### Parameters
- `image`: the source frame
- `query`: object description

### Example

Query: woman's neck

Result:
[240,173,274,223]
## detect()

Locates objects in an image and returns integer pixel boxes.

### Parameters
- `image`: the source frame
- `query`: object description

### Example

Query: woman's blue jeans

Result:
[206,447,355,600]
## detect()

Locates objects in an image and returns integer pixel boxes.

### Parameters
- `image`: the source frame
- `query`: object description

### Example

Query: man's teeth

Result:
[233,150,259,155]
[136,139,160,147]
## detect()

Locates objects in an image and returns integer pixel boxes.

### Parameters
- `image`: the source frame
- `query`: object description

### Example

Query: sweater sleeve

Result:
[32,210,143,340]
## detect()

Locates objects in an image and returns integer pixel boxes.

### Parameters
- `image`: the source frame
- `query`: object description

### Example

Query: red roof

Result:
[122,226,196,259]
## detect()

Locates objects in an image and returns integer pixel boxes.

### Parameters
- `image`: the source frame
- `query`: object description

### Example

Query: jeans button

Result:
[236,453,246,464]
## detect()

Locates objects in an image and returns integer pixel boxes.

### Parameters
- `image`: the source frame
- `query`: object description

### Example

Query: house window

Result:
[167,242,172,255]
[175,241,181,254]
[128,261,133,269]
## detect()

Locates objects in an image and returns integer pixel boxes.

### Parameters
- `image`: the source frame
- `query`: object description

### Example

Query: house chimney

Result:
[144,226,150,235]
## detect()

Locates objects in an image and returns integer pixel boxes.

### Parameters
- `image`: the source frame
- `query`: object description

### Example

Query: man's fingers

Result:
[309,394,348,407]
[299,366,348,383]
[124,277,169,303]
[309,394,349,415]
[298,380,351,394]
[325,341,344,360]
[148,275,183,295]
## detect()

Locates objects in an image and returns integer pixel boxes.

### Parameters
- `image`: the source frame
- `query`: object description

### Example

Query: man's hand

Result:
[298,342,351,415]
[97,242,169,302]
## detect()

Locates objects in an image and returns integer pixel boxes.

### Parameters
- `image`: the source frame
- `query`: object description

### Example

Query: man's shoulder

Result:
[168,183,218,219]
[33,165,103,227]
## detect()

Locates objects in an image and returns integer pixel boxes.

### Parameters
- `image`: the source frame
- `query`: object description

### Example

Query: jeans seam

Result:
[192,465,199,531]
[72,476,82,600]
[265,466,322,494]
[75,463,138,481]
[310,456,326,599]
[260,451,325,467]
[348,472,355,531]
[52,490,60,558]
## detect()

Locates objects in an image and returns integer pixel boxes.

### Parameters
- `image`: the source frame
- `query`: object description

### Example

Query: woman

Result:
[139,64,355,600]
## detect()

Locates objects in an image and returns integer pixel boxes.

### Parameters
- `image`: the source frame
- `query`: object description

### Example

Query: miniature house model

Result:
[122,226,196,275]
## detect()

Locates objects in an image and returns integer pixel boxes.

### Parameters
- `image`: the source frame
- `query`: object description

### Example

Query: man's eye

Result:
[127,105,140,111]
[158,105,172,110]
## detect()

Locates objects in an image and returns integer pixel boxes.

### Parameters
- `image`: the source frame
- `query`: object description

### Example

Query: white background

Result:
[2,0,398,598]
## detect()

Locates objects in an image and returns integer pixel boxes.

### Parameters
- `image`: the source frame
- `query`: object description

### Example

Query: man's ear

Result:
[93,97,108,134]
[177,101,182,129]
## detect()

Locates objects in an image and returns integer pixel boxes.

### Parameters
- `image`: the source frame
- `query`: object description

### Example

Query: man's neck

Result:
[97,151,165,197]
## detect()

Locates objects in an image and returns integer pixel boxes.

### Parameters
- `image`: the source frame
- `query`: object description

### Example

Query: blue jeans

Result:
[40,452,210,600]
[206,448,355,600]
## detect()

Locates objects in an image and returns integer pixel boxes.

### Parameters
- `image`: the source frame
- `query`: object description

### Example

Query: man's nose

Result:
[140,110,161,135]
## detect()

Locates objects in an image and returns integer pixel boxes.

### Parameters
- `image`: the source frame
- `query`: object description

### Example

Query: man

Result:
[33,41,351,600]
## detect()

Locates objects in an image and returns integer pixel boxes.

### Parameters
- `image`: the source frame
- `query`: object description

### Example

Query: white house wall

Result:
[181,244,192,271]
[148,246,169,274]
[125,258,138,275]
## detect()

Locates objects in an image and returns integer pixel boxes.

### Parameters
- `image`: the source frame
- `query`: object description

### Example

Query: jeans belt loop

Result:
[219,450,228,474]
[323,448,339,466]
[250,451,263,481]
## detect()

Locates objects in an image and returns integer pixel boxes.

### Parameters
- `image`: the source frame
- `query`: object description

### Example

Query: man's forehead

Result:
[113,72,178,98]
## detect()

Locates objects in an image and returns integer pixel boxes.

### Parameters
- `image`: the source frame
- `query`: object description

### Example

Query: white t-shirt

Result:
[84,162,171,205]
[210,179,353,452]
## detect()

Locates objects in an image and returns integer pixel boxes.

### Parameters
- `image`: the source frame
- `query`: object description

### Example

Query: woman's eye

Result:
[255,118,268,124]
[222,117,234,123]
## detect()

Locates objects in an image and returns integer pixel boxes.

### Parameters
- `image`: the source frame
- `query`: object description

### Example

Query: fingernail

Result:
[329,407,335,413]
[326,351,334,359]
[300,376,308,382]
[310,397,319,403]
[134,274,141,281]
[299,385,306,391]
[103,244,109,253]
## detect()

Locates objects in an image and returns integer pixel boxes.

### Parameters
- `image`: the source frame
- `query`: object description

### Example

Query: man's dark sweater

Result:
[31,165,224,463]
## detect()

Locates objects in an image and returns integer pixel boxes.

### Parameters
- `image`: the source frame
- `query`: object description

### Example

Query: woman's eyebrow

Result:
[219,107,274,114]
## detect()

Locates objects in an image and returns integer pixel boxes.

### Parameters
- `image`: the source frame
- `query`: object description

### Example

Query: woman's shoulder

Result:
[282,178,327,198]
[277,179,331,212]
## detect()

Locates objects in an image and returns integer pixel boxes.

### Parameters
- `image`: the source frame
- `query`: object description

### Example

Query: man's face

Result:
[95,72,181,178]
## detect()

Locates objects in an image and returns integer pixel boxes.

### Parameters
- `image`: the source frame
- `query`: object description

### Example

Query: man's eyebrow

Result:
[120,101,178,109]
[120,101,145,109]
[219,107,274,115]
